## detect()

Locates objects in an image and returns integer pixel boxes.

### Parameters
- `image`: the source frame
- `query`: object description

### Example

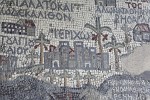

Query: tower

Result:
[59,41,69,69]
[44,46,59,69]
[84,47,91,69]
[89,47,97,69]
[74,41,84,69]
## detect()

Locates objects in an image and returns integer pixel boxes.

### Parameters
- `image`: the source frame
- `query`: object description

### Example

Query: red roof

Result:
[25,19,35,27]
[134,23,150,33]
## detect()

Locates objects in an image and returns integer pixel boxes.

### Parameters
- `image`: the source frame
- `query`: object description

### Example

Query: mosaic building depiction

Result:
[1,0,150,100]
[1,19,36,36]
[133,23,150,42]
[44,41,109,70]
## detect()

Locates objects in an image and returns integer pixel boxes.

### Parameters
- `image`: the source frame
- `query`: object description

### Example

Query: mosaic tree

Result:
[84,17,112,54]
[34,32,50,64]
[104,35,124,71]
